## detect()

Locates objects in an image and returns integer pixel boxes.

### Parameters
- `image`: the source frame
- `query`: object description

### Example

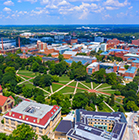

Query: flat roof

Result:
[11,101,53,119]
[125,67,136,74]
[55,120,73,133]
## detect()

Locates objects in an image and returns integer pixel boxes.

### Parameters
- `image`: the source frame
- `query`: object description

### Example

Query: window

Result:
[6,120,9,124]
[39,128,43,134]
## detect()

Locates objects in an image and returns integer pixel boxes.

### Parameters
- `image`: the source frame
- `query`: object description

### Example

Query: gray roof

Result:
[55,120,73,133]
[11,101,53,119]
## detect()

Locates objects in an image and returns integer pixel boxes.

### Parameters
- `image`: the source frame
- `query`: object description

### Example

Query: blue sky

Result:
[0,0,139,25]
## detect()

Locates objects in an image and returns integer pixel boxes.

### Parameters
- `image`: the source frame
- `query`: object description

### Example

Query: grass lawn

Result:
[52,83,63,92]
[81,81,91,89]
[59,86,75,93]
[101,90,115,94]
[18,70,39,78]
[59,75,71,82]
[29,79,34,83]
[44,86,51,92]
[78,83,89,90]
[100,88,113,90]
[93,82,100,89]
[19,82,36,89]
[97,83,111,89]
[59,82,69,85]
[112,103,120,112]
[116,98,123,103]
[69,81,77,87]
[98,102,112,112]
[76,88,87,93]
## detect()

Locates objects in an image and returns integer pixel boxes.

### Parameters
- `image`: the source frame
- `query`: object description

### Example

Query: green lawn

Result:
[97,83,111,89]
[44,86,51,92]
[112,103,120,112]
[19,82,36,89]
[59,75,71,82]
[76,88,86,93]
[78,83,89,90]
[60,86,75,93]
[18,70,39,78]
[116,98,123,103]
[102,90,115,94]
[93,82,100,89]
[52,83,63,92]
[81,81,91,89]
[98,102,112,112]
[69,81,77,87]
[29,79,34,83]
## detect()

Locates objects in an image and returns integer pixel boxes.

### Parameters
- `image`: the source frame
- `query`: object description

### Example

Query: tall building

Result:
[3,100,61,137]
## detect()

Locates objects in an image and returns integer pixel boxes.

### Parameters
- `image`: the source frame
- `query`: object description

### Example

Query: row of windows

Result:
[88,119,114,122]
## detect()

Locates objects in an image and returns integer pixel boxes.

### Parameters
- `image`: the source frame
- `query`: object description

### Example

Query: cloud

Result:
[45,4,58,9]
[106,6,118,10]
[40,0,49,4]
[104,0,130,7]
[3,7,12,12]
[18,0,37,3]
[58,0,70,6]
[3,0,14,6]
[128,6,133,9]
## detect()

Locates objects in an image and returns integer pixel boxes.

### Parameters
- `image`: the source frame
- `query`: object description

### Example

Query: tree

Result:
[39,65,45,73]
[32,62,39,72]
[106,73,117,85]
[41,135,51,140]
[114,91,121,95]
[72,92,89,109]
[124,65,129,69]
[109,94,115,106]
[36,95,45,103]
[12,124,37,140]
[133,76,139,85]
[126,101,139,111]
[0,133,8,140]
[92,68,106,83]
[118,105,125,112]
[22,87,33,98]
[58,54,64,62]
[5,67,15,74]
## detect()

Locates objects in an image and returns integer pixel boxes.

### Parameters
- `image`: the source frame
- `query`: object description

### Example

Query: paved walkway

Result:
[91,82,93,89]
[103,101,115,112]
[94,83,102,90]
[50,85,53,94]
[79,81,90,89]
[73,81,79,94]
[95,105,98,112]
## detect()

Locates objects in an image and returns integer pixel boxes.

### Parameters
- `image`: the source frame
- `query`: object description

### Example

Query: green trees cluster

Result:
[68,61,87,80]
[48,92,71,114]
[22,87,45,103]
[33,74,52,88]
[0,123,50,140]
[49,61,69,76]
[92,68,119,85]
[113,81,138,112]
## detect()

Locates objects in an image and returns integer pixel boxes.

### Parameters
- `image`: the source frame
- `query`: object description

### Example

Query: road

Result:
[125,112,139,140]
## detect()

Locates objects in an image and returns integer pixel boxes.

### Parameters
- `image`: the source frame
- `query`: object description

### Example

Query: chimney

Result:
[37,119,40,123]
[9,111,12,116]
[18,37,20,48]
[23,115,25,119]
[1,38,4,50]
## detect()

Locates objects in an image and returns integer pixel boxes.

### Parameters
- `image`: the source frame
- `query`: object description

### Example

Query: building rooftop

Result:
[63,51,78,56]
[124,53,139,58]
[11,101,53,119]
[55,120,73,133]
[125,67,137,74]
[4,101,61,128]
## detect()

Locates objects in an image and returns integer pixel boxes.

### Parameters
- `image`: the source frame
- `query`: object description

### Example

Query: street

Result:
[124,112,139,140]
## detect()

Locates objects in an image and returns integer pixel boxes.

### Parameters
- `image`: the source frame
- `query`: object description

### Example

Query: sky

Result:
[0,0,139,25]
